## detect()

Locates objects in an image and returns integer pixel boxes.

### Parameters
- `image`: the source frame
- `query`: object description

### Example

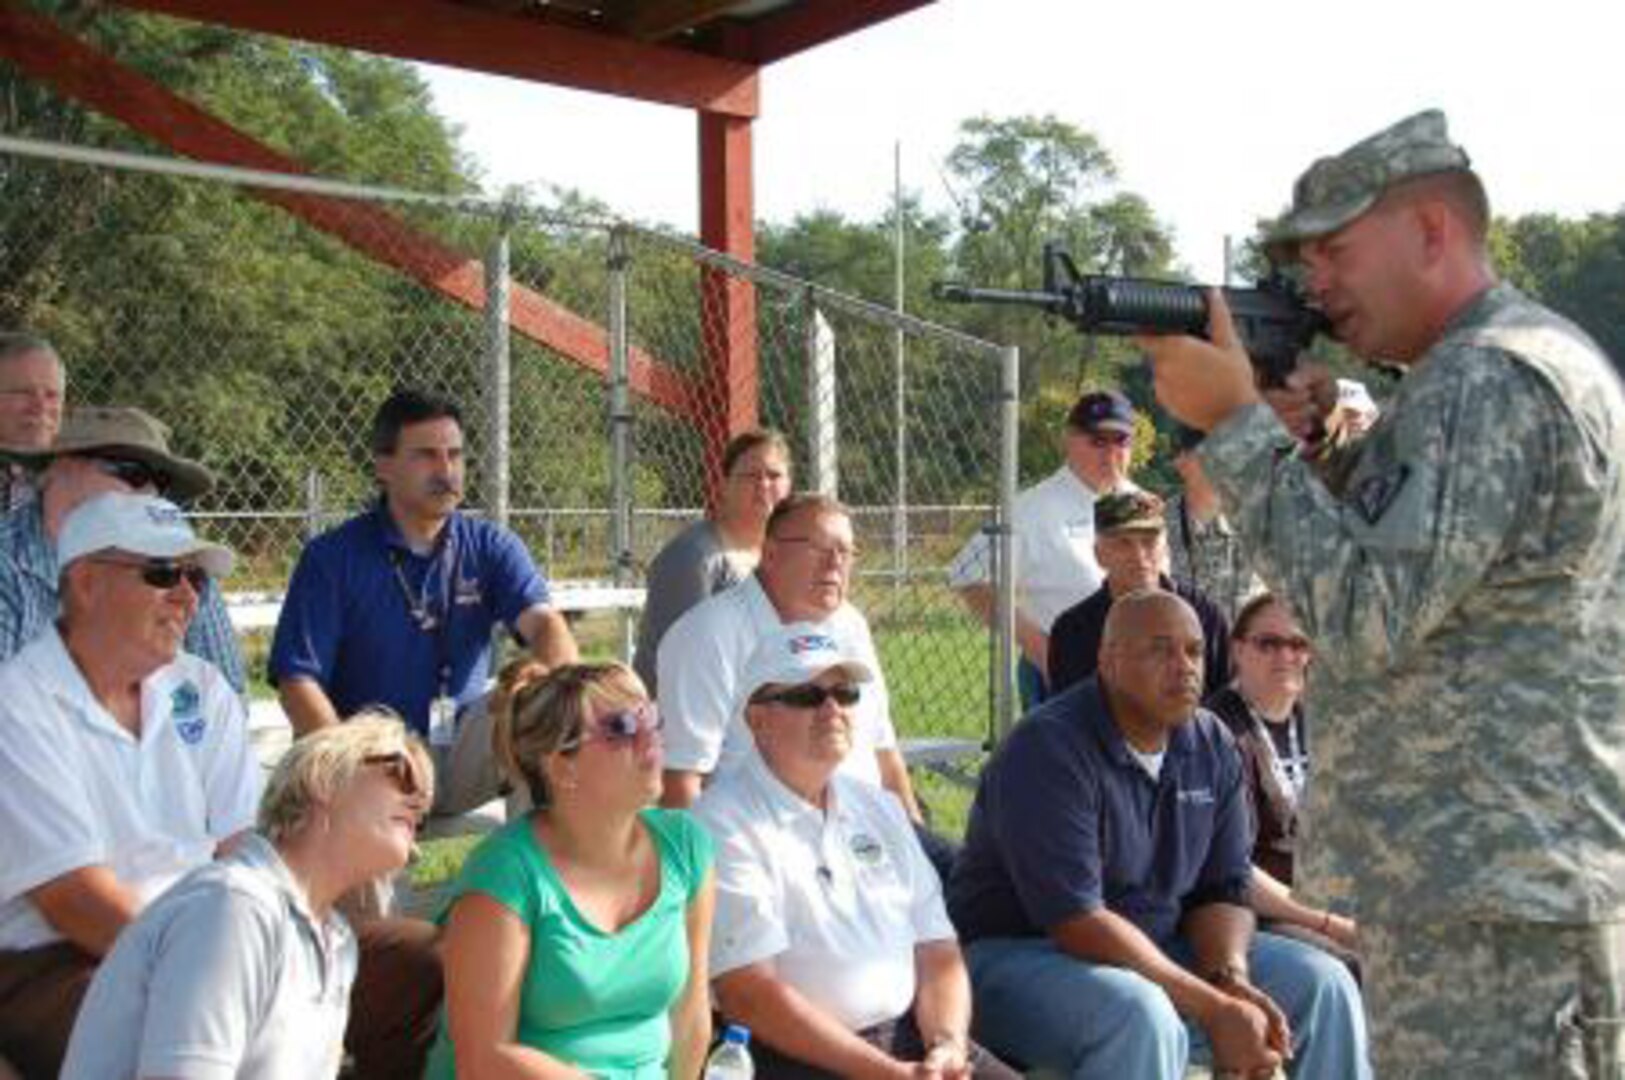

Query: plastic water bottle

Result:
[703,1024,754,1080]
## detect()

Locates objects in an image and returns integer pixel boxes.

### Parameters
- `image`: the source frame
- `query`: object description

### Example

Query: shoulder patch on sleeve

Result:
[1352,465,1411,525]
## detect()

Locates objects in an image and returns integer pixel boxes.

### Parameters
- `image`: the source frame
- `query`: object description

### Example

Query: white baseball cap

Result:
[57,492,234,579]
[735,621,875,715]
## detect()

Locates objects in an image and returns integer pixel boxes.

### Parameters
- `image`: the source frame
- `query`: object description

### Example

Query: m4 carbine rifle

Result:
[934,242,1329,389]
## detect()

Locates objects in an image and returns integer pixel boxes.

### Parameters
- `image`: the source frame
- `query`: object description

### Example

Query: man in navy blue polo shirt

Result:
[269,389,577,816]
[948,591,1368,1079]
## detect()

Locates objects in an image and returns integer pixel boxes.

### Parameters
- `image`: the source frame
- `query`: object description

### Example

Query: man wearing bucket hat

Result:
[0,492,259,1075]
[1143,110,1625,1073]
[0,405,247,693]
[697,622,1018,1080]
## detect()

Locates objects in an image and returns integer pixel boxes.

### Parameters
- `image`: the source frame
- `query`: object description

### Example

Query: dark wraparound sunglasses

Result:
[90,556,209,593]
[751,683,862,710]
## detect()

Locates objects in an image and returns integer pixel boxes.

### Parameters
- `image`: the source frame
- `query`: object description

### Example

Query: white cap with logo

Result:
[735,621,875,717]
[57,492,234,579]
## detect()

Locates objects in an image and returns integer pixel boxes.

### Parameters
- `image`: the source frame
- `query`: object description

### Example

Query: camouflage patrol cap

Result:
[1267,110,1472,255]
[1095,490,1166,535]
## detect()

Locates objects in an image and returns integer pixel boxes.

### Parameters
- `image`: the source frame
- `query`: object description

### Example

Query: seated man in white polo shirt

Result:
[695,624,1018,1080]
[0,492,258,1077]
[657,492,919,819]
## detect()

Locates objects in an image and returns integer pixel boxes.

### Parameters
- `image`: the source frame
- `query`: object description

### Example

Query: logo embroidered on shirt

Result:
[1352,465,1411,525]
[172,682,205,745]
[788,633,837,656]
[1176,787,1215,805]
[849,833,885,865]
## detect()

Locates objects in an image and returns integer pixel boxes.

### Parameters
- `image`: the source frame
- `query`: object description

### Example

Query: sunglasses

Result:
[362,751,424,798]
[91,456,170,496]
[91,556,210,593]
[1246,633,1313,657]
[1086,431,1132,449]
[562,702,662,751]
[751,683,862,710]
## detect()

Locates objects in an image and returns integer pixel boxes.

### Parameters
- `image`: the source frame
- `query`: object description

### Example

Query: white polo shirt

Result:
[696,752,956,1031]
[948,467,1137,632]
[657,575,897,784]
[61,833,355,1080]
[0,627,260,950]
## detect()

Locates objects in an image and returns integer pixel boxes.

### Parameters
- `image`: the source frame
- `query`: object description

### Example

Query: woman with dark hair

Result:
[430,662,715,1079]
[633,429,791,694]
[1205,594,1360,963]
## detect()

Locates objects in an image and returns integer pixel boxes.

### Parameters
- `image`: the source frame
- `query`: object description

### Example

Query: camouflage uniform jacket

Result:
[1200,283,1625,926]
[1163,493,1261,623]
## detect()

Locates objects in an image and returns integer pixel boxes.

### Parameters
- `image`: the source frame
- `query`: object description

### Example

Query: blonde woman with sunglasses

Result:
[62,713,434,1078]
[430,662,715,1079]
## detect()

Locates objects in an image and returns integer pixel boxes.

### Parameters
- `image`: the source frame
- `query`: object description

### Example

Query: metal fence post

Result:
[607,226,635,661]
[303,468,325,542]
[994,343,1021,742]
[483,220,512,527]
[804,289,838,496]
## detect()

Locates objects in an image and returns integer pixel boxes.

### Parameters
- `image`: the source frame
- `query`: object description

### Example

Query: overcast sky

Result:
[419,0,1624,281]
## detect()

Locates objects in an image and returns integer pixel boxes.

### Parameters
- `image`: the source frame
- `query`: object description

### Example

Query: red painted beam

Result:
[736,0,936,65]
[108,0,760,118]
[0,1,700,417]
[696,108,758,506]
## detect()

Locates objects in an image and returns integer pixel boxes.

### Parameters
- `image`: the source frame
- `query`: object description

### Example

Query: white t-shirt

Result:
[0,628,261,950]
[948,467,1136,632]
[696,753,956,1031]
[61,834,356,1080]
[657,575,897,783]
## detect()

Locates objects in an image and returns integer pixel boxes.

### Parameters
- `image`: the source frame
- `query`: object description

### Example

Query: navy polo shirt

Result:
[268,502,550,736]
[948,677,1252,948]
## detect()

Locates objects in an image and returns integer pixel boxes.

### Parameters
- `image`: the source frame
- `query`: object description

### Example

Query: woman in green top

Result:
[430,662,716,1079]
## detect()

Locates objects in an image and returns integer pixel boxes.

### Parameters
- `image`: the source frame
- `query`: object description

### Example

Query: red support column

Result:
[697,102,759,506]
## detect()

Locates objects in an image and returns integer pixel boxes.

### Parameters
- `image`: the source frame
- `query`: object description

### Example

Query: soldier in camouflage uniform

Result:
[1143,110,1625,1078]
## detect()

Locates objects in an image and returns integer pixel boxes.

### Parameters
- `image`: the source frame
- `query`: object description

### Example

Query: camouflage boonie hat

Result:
[1267,109,1471,256]
[1095,490,1165,535]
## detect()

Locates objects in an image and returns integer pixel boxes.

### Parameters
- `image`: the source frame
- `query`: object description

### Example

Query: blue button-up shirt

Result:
[0,501,247,694]
[948,677,1253,948]
[267,502,550,736]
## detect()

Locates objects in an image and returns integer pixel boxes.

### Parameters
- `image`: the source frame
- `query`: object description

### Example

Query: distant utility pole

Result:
[892,140,908,595]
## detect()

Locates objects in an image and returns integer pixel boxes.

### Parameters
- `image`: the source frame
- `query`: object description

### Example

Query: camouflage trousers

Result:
[1361,919,1624,1078]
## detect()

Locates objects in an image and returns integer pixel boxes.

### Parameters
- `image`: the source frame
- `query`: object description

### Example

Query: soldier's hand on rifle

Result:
[1262,362,1338,444]
[1141,289,1260,431]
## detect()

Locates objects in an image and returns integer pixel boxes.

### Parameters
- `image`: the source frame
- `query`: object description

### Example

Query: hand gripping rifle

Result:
[933,242,1329,389]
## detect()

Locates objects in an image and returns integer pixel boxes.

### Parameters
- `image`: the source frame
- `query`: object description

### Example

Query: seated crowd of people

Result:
[0,332,1371,1079]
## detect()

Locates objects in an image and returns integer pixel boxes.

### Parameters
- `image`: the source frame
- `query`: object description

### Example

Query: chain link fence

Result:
[0,134,1019,752]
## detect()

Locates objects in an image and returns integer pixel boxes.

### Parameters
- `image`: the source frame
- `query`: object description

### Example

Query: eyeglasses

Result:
[562,702,662,751]
[774,536,858,563]
[90,456,170,496]
[1086,431,1132,449]
[751,683,862,710]
[1245,633,1312,657]
[91,556,209,593]
[362,751,425,798]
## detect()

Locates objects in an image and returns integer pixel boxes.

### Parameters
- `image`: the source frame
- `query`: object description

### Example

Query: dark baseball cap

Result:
[1066,390,1135,435]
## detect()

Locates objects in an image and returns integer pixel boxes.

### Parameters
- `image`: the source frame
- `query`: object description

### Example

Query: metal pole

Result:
[483,223,512,527]
[994,344,1021,742]
[892,140,908,598]
[607,227,636,661]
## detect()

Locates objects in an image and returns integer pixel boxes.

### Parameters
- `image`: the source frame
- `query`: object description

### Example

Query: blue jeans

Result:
[964,931,1370,1079]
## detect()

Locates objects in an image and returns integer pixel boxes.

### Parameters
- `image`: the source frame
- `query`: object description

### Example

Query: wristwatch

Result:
[1206,961,1249,987]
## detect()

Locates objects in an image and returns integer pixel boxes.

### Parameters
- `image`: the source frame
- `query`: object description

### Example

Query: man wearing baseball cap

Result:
[948,388,1140,708]
[0,492,256,1074]
[696,623,1018,1080]
[1046,490,1231,701]
[1144,110,1625,1072]
[0,405,246,694]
